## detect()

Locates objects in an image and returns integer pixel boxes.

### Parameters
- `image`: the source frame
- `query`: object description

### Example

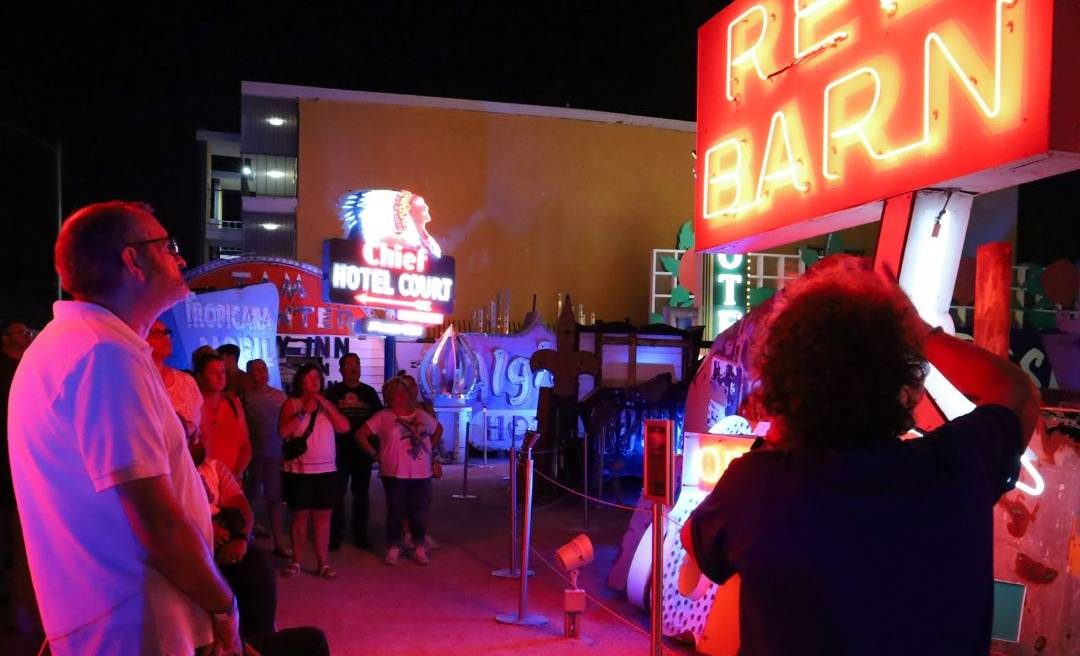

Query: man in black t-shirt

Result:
[681,256,1040,656]
[324,353,383,549]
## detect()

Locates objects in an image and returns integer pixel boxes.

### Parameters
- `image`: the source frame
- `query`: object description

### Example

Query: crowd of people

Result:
[2,196,1041,656]
[3,201,445,655]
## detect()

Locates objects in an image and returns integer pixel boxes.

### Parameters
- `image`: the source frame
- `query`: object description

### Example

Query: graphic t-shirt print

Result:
[396,416,432,460]
[340,392,372,416]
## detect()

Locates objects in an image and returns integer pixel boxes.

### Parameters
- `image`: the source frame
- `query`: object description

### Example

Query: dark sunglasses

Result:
[149,328,173,337]
[128,236,181,256]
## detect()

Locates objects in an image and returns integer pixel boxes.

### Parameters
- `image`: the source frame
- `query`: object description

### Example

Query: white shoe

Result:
[424,534,439,550]
[385,546,401,565]
[402,534,415,550]
[412,545,430,565]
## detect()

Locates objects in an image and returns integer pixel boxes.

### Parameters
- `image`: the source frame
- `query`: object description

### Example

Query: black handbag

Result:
[283,408,318,461]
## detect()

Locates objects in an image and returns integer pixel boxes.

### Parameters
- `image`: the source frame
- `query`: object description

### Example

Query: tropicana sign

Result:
[694,0,1080,253]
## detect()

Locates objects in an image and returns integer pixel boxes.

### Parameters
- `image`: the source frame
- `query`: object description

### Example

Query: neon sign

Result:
[362,318,425,339]
[323,189,456,321]
[684,433,754,492]
[713,253,747,335]
[695,0,1080,253]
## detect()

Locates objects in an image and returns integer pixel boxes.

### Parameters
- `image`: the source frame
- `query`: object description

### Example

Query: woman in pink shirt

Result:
[196,352,252,478]
[357,376,441,566]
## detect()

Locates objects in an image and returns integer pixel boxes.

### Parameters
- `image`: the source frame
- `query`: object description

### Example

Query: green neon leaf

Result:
[824,232,846,255]
[677,221,695,251]
[660,255,681,275]
[669,286,692,306]
[748,286,776,308]
[1022,266,1044,294]
[1025,310,1056,331]
[799,247,820,268]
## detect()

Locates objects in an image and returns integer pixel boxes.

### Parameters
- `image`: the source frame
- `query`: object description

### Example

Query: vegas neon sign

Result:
[695,0,1080,253]
[323,189,456,324]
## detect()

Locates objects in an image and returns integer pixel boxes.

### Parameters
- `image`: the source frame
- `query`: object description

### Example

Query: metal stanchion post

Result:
[492,439,533,578]
[650,502,664,656]
[597,426,605,502]
[451,417,476,500]
[570,429,588,532]
[495,432,548,627]
[483,413,490,467]
[582,430,589,531]
[476,410,494,469]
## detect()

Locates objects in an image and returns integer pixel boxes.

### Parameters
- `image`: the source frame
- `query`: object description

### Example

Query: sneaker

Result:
[423,534,439,550]
[402,534,415,550]
[384,546,401,565]
[412,545,430,565]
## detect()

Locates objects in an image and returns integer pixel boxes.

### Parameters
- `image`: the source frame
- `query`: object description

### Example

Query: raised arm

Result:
[314,393,351,433]
[922,325,1040,446]
[279,398,308,438]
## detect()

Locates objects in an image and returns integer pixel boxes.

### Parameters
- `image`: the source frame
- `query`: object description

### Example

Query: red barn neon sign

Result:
[695,0,1080,253]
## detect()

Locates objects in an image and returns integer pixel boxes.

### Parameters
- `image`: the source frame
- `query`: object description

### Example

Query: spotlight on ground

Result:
[556,533,593,638]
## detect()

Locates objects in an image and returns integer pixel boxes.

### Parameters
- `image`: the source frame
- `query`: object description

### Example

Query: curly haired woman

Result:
[681,255,1039,656]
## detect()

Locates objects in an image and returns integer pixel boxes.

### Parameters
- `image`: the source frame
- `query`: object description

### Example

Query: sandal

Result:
[280,561,302,578]
[317,565,338,580]
[272,547,294,560]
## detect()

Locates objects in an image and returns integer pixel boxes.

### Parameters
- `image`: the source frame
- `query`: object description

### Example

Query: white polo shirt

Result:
[8,301,214,654]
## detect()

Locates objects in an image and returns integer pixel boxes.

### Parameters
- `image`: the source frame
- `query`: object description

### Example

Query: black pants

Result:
[381,476,432,547]
[331,453,373,545]
[247,626,330,656]
[220,545,275,640]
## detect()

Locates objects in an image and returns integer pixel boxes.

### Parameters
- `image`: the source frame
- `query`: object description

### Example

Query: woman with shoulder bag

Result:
[278,363,350,579]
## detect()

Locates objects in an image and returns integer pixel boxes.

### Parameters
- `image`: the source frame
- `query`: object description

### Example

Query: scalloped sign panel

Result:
[186,256,361,336]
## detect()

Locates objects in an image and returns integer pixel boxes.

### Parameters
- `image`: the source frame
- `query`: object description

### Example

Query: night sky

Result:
[2,2,1076,326]
[1,2,729,326]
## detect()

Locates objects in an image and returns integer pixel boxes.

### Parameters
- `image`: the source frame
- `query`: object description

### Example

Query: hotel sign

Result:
[323,189,456,322]
[324,237,456,315]
[695,0,1080,253]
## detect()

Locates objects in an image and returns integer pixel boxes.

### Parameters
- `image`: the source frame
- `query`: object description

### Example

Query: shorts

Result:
[261,457,283,503]
[282,472,337,511]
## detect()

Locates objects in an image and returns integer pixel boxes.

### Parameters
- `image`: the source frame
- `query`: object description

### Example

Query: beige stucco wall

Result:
[296,99,694,325]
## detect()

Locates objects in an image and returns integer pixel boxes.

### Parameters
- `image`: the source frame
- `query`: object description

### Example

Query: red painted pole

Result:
[974,242,1013,358]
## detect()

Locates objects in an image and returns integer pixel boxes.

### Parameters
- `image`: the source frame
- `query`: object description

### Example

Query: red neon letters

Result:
[695,0,1076,253]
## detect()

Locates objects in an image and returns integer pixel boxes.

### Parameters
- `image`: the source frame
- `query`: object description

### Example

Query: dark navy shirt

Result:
[689,404,1023,656]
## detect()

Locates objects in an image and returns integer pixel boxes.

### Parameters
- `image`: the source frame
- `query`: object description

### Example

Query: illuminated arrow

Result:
[354,294,433,312]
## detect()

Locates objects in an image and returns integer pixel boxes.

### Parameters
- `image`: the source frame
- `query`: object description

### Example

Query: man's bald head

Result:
[54,201,160,299]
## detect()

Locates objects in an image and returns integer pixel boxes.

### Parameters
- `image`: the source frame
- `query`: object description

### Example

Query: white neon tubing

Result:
[726,5,770,101]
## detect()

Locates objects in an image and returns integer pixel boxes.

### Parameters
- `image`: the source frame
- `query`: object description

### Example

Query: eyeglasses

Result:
[128,236,181,256]
[149,328,173,337]
[3,329,33,338]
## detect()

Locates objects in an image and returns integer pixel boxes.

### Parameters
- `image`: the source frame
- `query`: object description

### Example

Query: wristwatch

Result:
[211,594,237,623]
